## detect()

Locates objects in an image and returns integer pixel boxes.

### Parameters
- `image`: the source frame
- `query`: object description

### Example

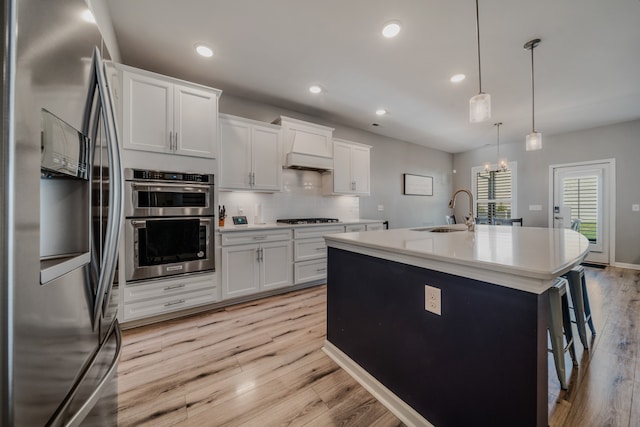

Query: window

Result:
[472,162,517,223]
[561,175,598,242]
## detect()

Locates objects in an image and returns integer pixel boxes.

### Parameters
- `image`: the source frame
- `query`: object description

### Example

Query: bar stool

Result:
[548,277,578,390]
[564,265,596,350]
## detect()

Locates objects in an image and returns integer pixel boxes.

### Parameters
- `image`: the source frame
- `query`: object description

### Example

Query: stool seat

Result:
[564,265,596,350]
[548,277,578,390]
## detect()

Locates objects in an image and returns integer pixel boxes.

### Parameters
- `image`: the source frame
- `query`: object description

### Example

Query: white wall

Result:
[453,119,640,266]
[218,94,454,229]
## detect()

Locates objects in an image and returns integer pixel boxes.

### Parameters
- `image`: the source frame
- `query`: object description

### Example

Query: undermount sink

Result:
[411,226,467,233]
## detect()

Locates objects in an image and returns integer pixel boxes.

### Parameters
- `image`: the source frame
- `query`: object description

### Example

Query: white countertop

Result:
[324,225,590,294]
[218,219,384,232]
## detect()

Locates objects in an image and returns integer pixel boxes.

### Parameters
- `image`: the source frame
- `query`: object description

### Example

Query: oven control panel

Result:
[127,168,213,184]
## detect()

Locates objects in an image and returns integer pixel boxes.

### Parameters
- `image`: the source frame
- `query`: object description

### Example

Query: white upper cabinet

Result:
[219,114,281,191]
[117,64,220,159]
[323,138,371,196]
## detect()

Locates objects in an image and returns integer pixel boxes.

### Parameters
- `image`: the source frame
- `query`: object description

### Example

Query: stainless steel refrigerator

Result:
[1,0,123,425]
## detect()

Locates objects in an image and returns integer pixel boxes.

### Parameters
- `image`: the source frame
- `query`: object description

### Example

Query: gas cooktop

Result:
[276,218,340,224]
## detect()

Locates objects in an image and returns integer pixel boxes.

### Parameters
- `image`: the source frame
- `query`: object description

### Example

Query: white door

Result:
[221,244,260,299]
[550,160,614,264]
[219,118,252,190]
[252,126,281,191]
[350,145,370,194]
[122,71,173,153]
[332,142,352,193]
[260,241,292,291]
[174,85,218,158]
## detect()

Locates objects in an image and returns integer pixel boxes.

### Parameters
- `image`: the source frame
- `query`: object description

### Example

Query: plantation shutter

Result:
[562,176,598,242]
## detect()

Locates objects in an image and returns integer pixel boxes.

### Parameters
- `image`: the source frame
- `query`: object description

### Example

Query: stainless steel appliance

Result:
[2,1,123,426]
[125,169,215,282]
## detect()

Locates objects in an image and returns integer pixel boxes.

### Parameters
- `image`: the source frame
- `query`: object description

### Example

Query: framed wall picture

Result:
[403,173,433,196]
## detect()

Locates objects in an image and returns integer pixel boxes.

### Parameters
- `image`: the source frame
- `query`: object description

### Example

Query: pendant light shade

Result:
[470,93,491,123]
[470,0,490,123]
[524,38,542,151]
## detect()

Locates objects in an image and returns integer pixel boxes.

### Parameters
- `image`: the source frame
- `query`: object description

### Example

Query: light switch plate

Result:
[424,285,441,315]
[529,204,542,211]
[633,204,640,212]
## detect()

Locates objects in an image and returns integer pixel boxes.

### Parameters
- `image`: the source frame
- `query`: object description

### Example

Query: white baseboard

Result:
[322,340,434,427]
[613,262,640,271]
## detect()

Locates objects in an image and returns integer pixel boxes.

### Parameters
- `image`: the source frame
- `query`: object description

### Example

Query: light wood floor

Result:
[117,266,640,426]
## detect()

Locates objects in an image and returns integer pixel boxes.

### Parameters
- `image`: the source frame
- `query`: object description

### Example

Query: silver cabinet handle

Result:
[165,299,185,307]
[164,284,186,291]
[256,248,261,262]
[253,235,267,240]
[316,268,326,272]
[175,132,178,150]
[259,247,264,262]
[315,247,325,251]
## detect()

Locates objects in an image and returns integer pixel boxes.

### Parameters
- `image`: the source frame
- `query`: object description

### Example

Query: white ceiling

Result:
[104,0,640,153]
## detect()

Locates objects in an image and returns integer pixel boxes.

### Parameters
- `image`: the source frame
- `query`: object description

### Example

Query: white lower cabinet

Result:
[293,225,343,285]
[122,273,217,321]
[221,230,292,299]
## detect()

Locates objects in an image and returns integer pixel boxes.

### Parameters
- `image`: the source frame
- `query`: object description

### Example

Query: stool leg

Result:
[567,270,589,350]
[548,290,568,389]
[581,273,596,335]
[560,292,578,367]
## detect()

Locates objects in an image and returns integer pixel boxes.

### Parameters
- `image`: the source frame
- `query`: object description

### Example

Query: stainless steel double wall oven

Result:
[124,168,215,282]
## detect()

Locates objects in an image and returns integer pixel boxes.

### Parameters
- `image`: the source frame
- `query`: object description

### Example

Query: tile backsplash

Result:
[218,169,359,224]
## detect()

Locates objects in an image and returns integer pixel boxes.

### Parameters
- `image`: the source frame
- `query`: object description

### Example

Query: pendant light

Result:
[469,0,490,123]
[484,122,508,173]
[524,38,542,151]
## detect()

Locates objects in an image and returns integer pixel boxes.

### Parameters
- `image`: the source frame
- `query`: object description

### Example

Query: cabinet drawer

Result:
[294,259,327,285]
[345,224,366,232]
[124,274,215,303]
[294,237,327,262]
[123,287,217,321]
[293,226,344,239]
[221,229,291,246]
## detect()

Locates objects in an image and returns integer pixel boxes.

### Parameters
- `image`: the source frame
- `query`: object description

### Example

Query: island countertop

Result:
[324,224,590,294]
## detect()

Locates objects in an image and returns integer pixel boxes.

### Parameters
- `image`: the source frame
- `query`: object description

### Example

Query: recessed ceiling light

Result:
[82,9,96,24]
[195,44,214,58]
[309,85,323,94]
[450,74,466,83]
[375,109,388,116]
[382,21,401,38]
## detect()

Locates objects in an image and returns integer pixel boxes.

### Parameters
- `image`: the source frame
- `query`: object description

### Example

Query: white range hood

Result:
[275,116,334,172]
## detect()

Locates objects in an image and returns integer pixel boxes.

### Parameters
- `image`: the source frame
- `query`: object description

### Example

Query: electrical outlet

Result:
[424,285,441,315]
[633,204,640,212]
[378,204,384,211]
[238,206,244,215]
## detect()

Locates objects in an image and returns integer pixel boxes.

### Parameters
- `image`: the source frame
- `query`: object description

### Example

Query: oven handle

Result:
[129,217,213,227]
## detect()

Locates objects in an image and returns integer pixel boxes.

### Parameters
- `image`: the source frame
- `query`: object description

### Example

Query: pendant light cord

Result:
[475,0,483,93]
[530,45,535,132]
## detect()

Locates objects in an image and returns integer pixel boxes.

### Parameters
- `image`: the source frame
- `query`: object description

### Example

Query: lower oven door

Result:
[125,217,214,282]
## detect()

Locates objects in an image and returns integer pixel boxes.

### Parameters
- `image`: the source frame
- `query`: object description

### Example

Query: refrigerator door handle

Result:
[83,48,125,327]
[48,322,123,427]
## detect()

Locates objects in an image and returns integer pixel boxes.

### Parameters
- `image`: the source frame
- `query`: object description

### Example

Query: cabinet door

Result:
[252,126,281,191]
[221,244,260,299]
[260,241,292,291]
[332,142,352,193]
[219,119,252,190]
[174,85,218,158]
[350,145,370,195]
[122,71,173,153]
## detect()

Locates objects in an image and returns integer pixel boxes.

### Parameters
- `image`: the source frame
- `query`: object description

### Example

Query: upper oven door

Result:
[125,181,214,217]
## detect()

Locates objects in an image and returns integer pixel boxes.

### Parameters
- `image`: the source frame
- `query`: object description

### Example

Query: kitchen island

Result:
[323,225,590,427]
